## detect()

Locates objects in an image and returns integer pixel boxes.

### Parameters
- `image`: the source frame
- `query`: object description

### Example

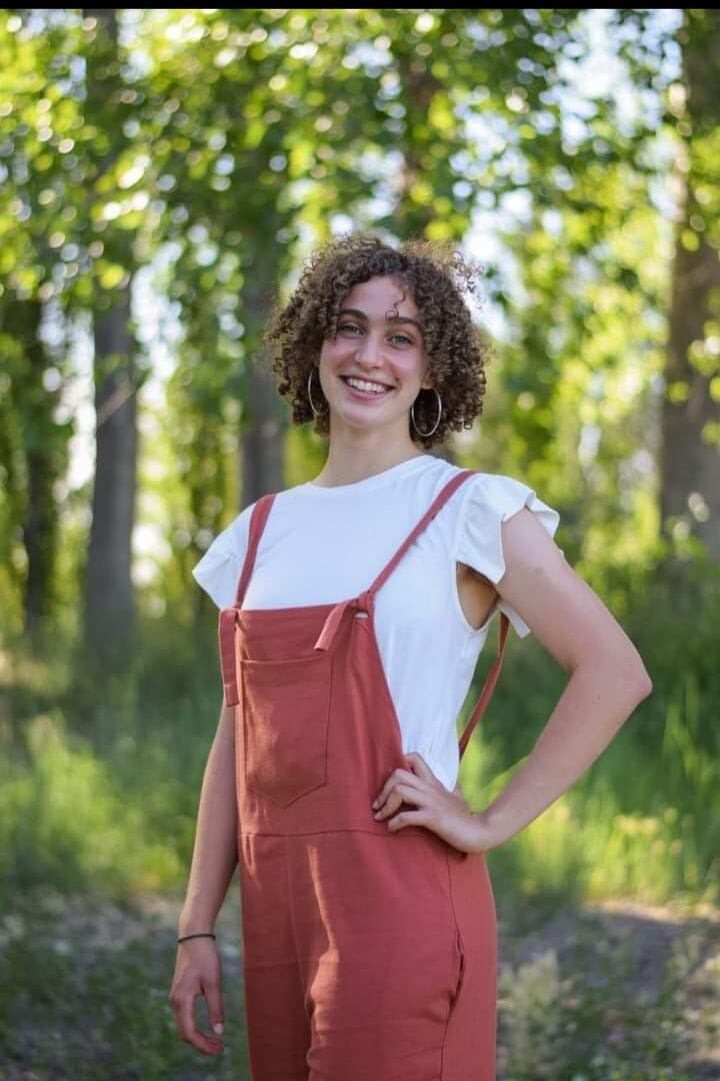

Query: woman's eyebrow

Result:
[338,307,424,333]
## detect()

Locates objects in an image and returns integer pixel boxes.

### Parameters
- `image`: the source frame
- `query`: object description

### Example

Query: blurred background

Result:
[1,8,718,1080]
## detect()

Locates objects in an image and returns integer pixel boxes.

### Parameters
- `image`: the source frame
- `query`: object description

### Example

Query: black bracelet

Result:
[177,931,217,944]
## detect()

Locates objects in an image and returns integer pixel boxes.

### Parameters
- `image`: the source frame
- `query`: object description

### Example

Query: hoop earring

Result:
[411,388,442,438]
[307,366,328,417]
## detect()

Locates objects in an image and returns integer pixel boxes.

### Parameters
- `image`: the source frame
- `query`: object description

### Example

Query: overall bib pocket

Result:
[241,651,332,808]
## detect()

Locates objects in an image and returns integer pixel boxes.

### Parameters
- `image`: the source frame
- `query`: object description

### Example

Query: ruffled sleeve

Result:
[453,473,563,639]
[191,506,253,609]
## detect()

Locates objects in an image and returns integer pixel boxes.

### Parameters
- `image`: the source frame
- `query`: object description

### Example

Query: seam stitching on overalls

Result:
[439,848,465,1076]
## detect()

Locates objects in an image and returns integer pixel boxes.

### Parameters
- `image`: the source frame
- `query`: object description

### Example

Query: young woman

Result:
[168,233,652,1079]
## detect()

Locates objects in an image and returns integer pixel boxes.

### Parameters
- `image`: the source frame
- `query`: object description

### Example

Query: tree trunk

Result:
[22,300,58,638]
[661,11,720,561]
[2,298,62,638]
[83,291,137,659]
[82,7,138,663]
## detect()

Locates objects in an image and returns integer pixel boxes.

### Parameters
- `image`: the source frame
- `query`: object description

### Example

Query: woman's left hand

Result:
[372,752,482,855]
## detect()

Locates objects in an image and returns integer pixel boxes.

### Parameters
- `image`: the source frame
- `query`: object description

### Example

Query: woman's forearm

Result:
[178,703,239,936]
[478,655,652,848]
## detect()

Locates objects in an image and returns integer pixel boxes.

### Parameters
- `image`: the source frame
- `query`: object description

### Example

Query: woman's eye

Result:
[338,324,412,346]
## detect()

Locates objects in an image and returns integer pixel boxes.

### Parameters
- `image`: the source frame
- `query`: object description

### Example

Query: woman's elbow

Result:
[595,648,653,702]
[624,656,653,701]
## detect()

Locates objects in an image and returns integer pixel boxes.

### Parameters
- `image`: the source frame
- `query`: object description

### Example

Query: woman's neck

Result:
[311,446,426,488]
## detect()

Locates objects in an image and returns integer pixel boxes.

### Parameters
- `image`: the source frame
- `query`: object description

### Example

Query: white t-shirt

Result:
[192,453,562,791]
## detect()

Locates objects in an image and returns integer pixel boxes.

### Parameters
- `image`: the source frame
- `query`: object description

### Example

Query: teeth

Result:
[345,377,390,394]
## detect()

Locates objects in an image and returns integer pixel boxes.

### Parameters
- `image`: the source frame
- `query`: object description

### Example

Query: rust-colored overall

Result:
[218,469,510,1080]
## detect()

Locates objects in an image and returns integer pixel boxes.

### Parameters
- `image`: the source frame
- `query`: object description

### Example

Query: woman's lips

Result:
[340,376,394,401]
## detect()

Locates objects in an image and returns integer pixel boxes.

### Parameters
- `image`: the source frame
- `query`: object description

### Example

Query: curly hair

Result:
[262,232,492,450]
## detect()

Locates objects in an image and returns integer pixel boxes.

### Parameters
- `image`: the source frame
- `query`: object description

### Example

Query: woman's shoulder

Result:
[191,502,256,608]
[450,469,562,638]
[190,485,302,608]
[453,467,560,536]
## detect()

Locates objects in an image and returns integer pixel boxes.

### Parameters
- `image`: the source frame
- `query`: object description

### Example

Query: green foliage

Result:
[497,916,704,1080]
[0,708,185,902]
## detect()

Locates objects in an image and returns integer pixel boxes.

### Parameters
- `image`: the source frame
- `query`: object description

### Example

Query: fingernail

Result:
[372,799,379,809]
[213,1022,224,1034]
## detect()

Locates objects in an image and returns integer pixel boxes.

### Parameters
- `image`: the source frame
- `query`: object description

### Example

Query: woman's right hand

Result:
[168,937,226,1055]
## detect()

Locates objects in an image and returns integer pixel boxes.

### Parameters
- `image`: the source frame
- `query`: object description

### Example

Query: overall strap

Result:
[218,494,276,707]
[314,469,478,652]
[374,466,512,757]
[385,468,512,758]
[312,465,513,752]
[369,469,476,596]
[457,611,510,760]
[235,494,276,606]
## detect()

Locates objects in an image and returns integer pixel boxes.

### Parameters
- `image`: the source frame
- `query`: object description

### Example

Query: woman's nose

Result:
[353,330,385,365]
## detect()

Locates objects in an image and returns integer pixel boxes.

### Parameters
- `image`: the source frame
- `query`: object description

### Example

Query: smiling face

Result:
[315,276,434,443]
